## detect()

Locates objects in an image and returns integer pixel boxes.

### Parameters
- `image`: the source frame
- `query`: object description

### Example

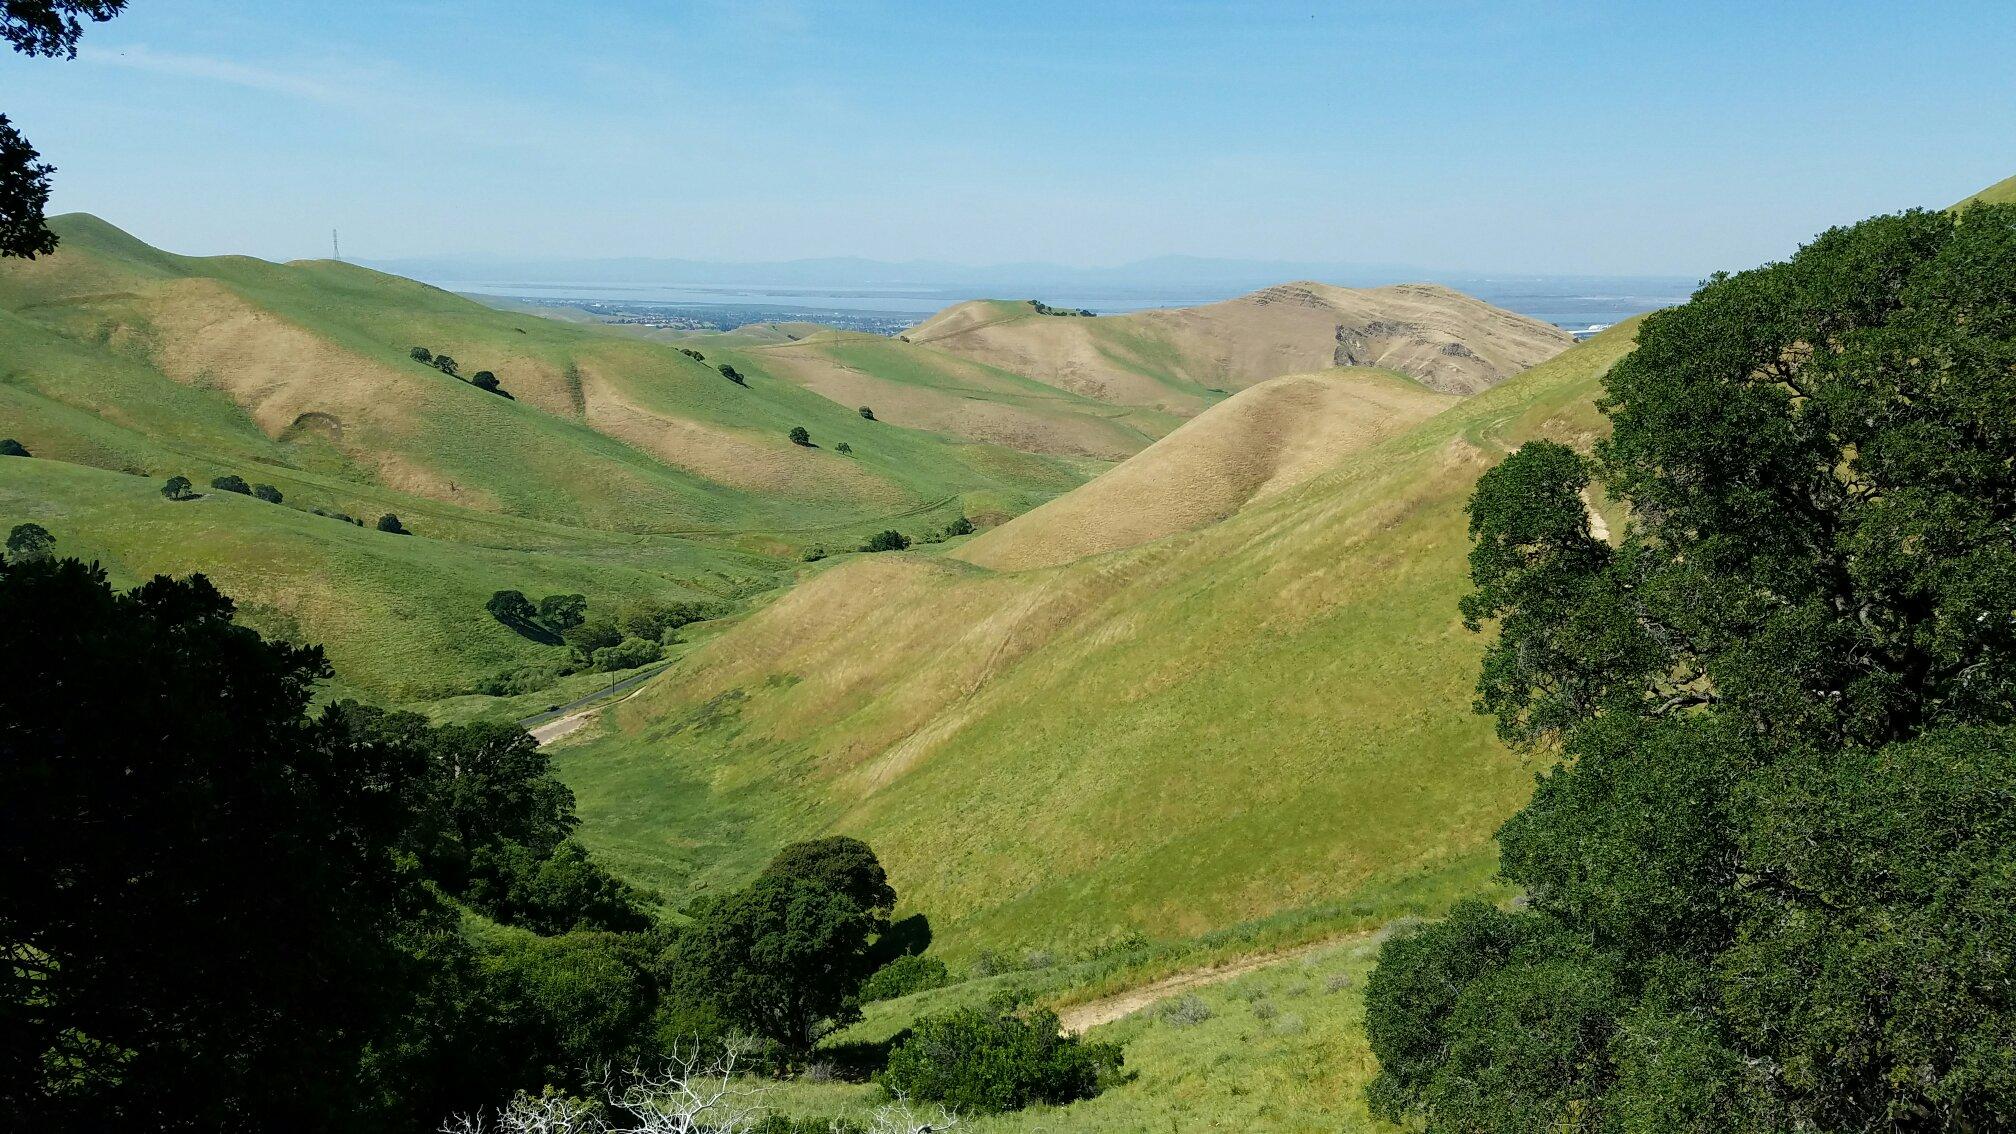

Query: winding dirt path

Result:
[1055,927,1383,1034]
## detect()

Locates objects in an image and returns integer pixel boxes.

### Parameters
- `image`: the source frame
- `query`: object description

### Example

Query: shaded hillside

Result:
[553,324,1641,950]
[955,368,1457,571]
[904,284,1572,415]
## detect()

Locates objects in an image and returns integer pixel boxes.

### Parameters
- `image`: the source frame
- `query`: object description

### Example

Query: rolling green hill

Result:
[0,214,1087,545]
[550,323,1640,951]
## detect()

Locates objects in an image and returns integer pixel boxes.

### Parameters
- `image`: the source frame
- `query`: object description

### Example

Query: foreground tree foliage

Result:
[0,558,659,1130]
[1365,205,2016,1131]
[1,1,128,258]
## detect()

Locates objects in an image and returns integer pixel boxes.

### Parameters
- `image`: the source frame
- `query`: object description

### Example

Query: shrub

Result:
[859,530,909,553]
[857,406,874,420]
[375,514,409,535]
[477,659,573,697]
[881,1005,1122,1113]
[160,475,195,501]
[409,346,432,363]
[859,954,949,1003]
[431,354,459,377]
[251,484,282,504]
[717,363,745,385]
[6,522,55,562]
[470,370,503,394]
[1324,971,1355,994]
[680,348,705,361]
[308,507,361,525]
[0,438,28,457]
[788,426,811,446]
[835,442,852,455]
[210,474,251,495]
[1157,994,1212,1027]
[590,636,661,672]
[803,547,827,562]
[1252,999,1279,1021]
[942,516,974,537]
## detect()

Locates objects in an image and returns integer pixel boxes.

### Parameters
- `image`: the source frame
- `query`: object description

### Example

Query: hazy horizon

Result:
[5,2,2012,276]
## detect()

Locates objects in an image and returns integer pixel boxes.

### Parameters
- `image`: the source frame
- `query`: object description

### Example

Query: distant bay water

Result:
[438,274,1697,338]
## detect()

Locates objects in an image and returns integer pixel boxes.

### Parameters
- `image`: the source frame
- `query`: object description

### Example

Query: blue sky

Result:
[1,1,2010,273]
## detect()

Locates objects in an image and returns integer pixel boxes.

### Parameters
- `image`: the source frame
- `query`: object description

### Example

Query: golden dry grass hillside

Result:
[954,367,1458,571]
[903,283,1573,415]
[553,323,1643,952]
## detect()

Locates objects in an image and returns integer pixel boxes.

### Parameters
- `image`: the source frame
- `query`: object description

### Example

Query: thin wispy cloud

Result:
[77,43,358,106]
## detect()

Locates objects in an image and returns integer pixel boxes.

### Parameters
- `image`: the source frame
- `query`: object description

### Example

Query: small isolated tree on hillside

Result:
[0,438,28,457]
[470,370,500,392]
[835,441,852,455]
[6,522,54,563]
[430,354,459,377]
[486,589,538,626]
[717,363,746,386]
[160,475,194,501]
[860,530,909,553]
[788,426,811,446]
[943,516,974,537]
[680,347,705,361]
[210,474,250,495]
[252,483,282,504]
[409,346,432,364]
[375,513,408,535]
[858,406,874,420]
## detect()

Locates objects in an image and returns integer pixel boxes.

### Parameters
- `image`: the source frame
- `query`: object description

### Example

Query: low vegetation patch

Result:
[881,1003,1123,1114]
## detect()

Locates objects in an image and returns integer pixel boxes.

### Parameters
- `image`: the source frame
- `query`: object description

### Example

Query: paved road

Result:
[517,663,669,745]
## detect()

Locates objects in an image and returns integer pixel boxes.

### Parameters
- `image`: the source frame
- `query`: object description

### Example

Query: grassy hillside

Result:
[551,323,1641,950]
[1956,171,2016,207]
[0,457,774,699]
[904,285,1573,415]
[714,329,1185,462]
[0,215,1086,547]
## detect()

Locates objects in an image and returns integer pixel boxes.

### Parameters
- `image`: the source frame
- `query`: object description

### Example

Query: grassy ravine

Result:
[553,322,1642,952]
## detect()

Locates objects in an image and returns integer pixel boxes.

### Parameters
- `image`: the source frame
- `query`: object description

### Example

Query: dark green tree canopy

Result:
[788,425,811,446]
[210,473,251,495]
[251,483,282,504]
[860,530,909,553]
[536,592,587,629]
[1366,206,2016,1132]
[5,520,54,561]
[431,354,460,377]
[159,474,193,500]
[0,436,28,456]
[376,513,408,534]
[486,589,538,625]
[756,836,897,917]
[410,345,433,363]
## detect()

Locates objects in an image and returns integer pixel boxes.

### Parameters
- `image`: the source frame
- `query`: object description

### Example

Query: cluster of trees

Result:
[680,347,705,362]
[718,363,747,385]
[855,517,971,555]
[484,591,713,673]
[1364,206,2016,1131]
[411,346,511,398]
[152,471,408,533]
[1029,301,1095,317]
[207,473,283,503]
[0,553,652,1129]
[0,437,28,457]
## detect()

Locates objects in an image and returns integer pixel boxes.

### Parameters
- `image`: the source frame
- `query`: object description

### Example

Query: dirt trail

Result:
[1055,927,1384,1034]
[525,678,660,746]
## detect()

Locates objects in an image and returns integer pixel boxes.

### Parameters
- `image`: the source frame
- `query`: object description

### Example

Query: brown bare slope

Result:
[904,284,1572,414]
[954,367,1457,571]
